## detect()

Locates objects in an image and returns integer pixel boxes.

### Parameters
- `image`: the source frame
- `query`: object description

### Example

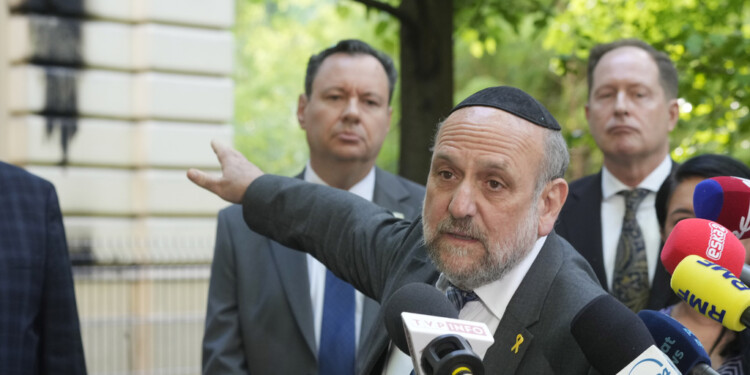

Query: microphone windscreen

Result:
[694,176,750,239]
[382,282,458,354]
[637,309,710,372]
[661,218,745,277]
[570,294,655,375]
[671,254,750,331]
[694,178,724,222]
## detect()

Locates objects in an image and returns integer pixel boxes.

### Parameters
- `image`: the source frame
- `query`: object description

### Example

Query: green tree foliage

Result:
[235,0,750,179]
[233,0,399,176]
[544,0,750,170]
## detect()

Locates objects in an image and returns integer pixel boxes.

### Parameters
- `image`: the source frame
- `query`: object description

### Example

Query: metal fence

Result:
[74,264,209,375]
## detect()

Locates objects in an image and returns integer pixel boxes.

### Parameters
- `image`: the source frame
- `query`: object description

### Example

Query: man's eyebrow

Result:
[476,159,509,172]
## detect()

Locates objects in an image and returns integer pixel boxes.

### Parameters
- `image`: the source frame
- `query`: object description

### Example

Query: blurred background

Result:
[0,0,748,374]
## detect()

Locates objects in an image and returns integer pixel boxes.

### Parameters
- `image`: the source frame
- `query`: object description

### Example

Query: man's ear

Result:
[297,94,308,128]
[584,102,590,122]
[666,98,679,132]
[537,178,569,236]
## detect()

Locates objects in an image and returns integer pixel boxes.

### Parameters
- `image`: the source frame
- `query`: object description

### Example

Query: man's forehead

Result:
[313,53,388,90]
[317,53,383,75]
[594,46,657,75]
[435,107,543,156]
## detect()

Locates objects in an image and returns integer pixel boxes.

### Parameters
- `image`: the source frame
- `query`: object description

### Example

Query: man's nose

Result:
[448,182,477,219]
[342,97,360,122]
[614,91,629,116]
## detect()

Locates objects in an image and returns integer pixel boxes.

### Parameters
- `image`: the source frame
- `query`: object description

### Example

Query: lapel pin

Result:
[511,333,524,354]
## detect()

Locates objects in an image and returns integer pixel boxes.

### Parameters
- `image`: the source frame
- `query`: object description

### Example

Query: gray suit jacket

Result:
[241,175,608,374]
[202,168,425,374]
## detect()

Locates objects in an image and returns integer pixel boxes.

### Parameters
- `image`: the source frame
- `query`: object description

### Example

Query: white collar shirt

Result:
[600,155,672,289]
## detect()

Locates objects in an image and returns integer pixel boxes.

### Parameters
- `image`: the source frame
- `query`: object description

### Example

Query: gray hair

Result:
[535,129,569,198]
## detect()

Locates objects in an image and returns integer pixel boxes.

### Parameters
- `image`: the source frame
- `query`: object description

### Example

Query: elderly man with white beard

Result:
[188,86,608,374]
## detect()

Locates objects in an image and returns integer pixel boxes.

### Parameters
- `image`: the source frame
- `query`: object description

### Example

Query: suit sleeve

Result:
[242,175,418,302]
[202,208,250,374]
[40,183,87,374]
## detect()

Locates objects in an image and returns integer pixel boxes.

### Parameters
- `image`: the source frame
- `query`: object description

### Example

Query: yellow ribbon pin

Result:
[510,334,524,354]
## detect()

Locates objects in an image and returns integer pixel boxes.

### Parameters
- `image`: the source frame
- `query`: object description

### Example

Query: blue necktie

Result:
[445,284,479,311]
[319,269,355,375]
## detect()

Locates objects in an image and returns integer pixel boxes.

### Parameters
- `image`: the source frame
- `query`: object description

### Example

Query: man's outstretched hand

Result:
[187,140,264,204]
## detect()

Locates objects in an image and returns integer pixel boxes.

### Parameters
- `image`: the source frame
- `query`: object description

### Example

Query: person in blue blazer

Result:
[0,161,87,375]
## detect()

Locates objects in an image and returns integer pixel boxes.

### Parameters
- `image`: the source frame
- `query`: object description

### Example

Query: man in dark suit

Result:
[202,40,425,374]
[0,161,87,375]
[555,39,680,311]
[190,86,610,374]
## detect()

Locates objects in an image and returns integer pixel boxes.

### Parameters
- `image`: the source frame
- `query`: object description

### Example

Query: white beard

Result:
[423,200,539,291]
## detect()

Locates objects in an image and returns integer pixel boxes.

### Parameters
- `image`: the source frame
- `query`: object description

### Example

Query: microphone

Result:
[671,254,750,331]
[637,310,718,375]
[570,294,680,375]
[743,264,750,286]
[661,218,745,277]
[694,176,750,240]
[383,283,494,375]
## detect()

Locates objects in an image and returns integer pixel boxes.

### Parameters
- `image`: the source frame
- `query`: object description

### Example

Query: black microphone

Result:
[638,310,719,375]
[570,294,679,375]
[383,283,492,375]
[741,264,750,287]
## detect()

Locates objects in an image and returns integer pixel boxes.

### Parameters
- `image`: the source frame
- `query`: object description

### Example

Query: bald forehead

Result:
[435,106,544,156]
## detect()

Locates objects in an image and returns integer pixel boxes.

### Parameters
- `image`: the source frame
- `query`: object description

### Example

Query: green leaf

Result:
[685,33,703,55]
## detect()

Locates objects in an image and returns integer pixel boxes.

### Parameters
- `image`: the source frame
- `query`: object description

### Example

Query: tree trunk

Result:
[397,0,453,184]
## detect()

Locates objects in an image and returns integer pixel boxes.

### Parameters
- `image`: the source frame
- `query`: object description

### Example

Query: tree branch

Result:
[351,0,409,23]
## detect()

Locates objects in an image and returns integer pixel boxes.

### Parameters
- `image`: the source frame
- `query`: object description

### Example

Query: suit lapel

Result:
[355,168,409,370]
[486,314,535,372]
[483,234,564,373]
[364,167,405,348]
[270,240,316,357]
[358,297,381,361]
[372,167,414,218]
[566,172,607,288]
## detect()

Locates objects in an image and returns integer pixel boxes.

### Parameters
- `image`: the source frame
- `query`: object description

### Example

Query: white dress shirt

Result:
[600,155,672,289]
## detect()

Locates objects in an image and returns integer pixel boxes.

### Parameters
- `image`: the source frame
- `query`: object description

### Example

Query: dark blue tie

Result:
[445,284,479,311]
[319,269,355,375]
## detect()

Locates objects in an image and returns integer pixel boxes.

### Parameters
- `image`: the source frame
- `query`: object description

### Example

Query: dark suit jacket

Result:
[241,175,608,374]
[0,162,87,375]
[202,167,425,374]
[555,168,679,311]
